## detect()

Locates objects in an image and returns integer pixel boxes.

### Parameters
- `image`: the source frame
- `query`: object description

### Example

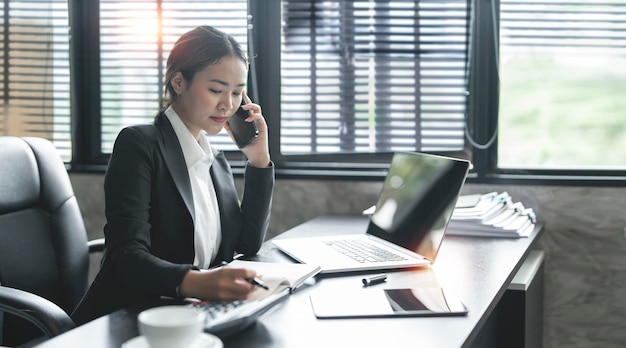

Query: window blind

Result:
[280,0,470,154]
[99,0,249,154]
[0,0,71,160]
[500,0,626,50]
[498,0,626,169]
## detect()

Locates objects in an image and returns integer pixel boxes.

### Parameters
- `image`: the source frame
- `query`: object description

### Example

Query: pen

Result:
[246,277,269,290]
[221,261,269,290]
[362,273,387,287]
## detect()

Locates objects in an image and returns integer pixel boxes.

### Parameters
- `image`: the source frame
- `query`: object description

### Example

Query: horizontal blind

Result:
[100,0,248,154]
[0,0,71,160]
[498,0,626,168]
[500,0,626,51]
[281,0,470,154]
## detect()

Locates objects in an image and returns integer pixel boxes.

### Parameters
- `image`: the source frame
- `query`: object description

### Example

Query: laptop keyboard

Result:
[323,239,409,263]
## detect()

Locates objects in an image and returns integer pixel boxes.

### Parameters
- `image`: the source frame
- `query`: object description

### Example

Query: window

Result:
[279,0,471,156]
[99,0,249,155]
[497,0,626,170]
[0,0,71,160]
[2,0,623,183]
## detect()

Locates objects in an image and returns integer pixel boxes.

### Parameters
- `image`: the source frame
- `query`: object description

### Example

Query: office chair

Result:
[0,136,104,346]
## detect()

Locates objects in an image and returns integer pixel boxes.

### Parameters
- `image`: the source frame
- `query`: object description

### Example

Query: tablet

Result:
[309,287,468,319]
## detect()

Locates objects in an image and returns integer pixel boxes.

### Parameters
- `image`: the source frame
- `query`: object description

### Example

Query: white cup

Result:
[138,305,206,348]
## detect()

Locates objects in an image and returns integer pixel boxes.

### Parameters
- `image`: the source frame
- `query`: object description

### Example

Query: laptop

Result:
[272,152,471,273]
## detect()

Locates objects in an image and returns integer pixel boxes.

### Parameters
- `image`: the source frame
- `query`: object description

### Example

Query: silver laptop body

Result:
[272,152,471,273]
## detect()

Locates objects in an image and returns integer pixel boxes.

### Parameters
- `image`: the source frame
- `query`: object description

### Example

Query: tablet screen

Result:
[310,287,467,318]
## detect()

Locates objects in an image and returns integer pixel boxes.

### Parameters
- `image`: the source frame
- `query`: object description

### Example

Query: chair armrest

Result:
[87,238,105,253]
[0,286,76,338]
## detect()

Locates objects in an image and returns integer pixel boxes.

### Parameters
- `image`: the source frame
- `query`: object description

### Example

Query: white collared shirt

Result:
[164,106,222,268]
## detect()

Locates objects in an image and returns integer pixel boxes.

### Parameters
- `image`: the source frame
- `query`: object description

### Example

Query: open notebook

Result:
[227,259,321,301]
[187,260,320,337]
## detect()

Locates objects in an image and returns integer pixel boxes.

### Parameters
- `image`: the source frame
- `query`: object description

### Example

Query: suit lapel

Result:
[211,151,240,260]
[211,151,239,218]
[154,113,195,223]
[154,113,240,262]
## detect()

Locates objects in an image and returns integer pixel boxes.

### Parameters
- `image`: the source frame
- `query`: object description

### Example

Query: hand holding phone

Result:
[228,101,259,148]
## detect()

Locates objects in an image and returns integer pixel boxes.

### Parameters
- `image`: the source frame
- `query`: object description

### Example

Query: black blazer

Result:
[71,113,274,325]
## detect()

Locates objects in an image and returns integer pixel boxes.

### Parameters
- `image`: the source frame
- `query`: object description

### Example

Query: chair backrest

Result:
[0,136,90,345]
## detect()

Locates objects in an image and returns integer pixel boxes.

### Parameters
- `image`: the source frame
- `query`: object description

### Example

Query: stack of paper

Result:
[446,192,537,238]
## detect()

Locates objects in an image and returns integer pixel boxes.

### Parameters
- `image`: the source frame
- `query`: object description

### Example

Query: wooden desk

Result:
[36,215,543,348]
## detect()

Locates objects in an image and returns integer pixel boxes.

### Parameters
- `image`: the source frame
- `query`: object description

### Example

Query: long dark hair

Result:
[161,25,248,108]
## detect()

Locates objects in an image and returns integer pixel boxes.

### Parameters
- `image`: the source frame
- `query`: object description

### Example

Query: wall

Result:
[70,173,626,348]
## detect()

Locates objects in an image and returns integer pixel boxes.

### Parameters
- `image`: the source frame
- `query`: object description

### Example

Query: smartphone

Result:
[227,102,259,148]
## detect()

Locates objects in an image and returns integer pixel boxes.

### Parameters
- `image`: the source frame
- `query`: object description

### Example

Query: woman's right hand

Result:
[179,267,257,301]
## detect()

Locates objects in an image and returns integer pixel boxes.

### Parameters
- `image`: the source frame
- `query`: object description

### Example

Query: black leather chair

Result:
[0,136,104,347]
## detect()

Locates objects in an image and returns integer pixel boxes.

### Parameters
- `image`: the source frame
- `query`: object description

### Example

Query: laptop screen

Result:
[366,152,470,262]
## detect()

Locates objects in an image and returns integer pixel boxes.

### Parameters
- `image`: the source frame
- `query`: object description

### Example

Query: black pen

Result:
[362,273,387,287]
[246,277,269,290]
[221,261,269,290]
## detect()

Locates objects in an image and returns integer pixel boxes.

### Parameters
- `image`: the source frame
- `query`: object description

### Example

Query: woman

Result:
[72,25,273,325]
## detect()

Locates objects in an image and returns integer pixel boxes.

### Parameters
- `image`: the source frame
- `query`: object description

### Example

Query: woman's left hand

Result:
[224,89,271,168]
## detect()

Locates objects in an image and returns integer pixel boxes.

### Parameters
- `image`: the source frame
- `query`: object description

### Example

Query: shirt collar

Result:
[164,106,214,169]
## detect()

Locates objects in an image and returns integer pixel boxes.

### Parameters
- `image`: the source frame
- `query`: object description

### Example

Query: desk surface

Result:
[36,215,543,348]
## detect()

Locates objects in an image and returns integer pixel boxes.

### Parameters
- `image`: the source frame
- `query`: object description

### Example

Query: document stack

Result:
[446,192,537,238]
